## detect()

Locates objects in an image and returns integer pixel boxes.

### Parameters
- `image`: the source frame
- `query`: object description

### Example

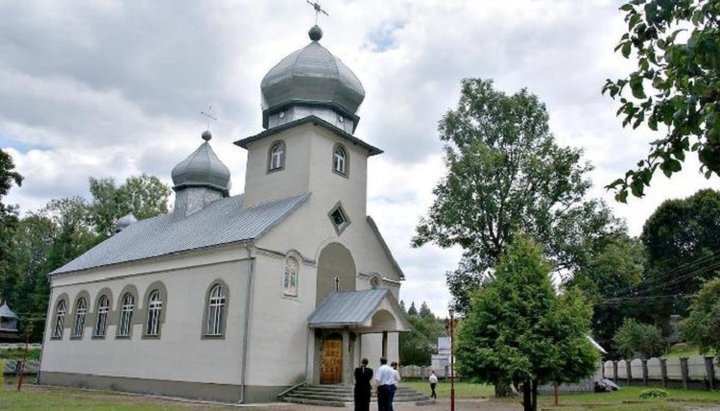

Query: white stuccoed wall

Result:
[42,246,251,385]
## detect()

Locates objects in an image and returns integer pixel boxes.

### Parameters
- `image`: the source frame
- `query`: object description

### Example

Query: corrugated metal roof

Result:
[308,289,390,327]
[52,193,310,275]
[0,303,18,319]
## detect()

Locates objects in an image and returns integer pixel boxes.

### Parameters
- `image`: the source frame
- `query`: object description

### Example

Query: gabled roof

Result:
[52,193,310,275]
[0,303,18,319]
[366,216,405,280]
[308,289,411,331]
[234,115,383,156]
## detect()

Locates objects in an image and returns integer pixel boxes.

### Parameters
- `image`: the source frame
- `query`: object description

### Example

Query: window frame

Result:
[267,140,286,172]
[71,295,88,340]
[94,294,111,338]
[202,281,229,338]
[328,202,351,236]
[51,297,68,340]
[144,289,163,338]
[117,291,135,338]
[332,144,349,177]
[283,255,301,297]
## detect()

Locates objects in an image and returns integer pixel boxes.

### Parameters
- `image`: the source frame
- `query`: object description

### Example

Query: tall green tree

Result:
[456,235,598,410]
[638,189,720,326]
[566,234,646,355]
[603,0,720,199]
[681,278,720,358]
[413,78,621,313]
[399,303,445,366]
[0,149,23,304]
[88,174,171,238]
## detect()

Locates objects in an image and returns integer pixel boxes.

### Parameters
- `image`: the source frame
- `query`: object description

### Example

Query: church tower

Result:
[235,25,382,229]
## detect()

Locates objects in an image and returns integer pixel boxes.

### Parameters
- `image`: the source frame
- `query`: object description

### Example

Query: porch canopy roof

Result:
[308,289,411,332]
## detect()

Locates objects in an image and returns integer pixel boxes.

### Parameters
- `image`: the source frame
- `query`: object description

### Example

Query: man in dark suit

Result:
[354,358,373,411]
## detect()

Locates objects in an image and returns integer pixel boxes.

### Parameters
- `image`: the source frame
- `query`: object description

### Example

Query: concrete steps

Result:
[281,384,433,407]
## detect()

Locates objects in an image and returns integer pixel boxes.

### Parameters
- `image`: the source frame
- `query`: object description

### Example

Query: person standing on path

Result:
[390,361,401,410]
[428,370,438,400]
[354,358,373,411]
[374,357,395,411]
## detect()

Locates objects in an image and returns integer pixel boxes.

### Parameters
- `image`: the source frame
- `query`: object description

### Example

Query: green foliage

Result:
[0,149,22,306]
[0,348,41,361]
[639,388,670,400]
[88,174,171,238]
[455,234,598,405]
[399,301,445,365]
[680,278,720,359]
[638,189,720,324]
[603,0,720,200]
[413,78,621,313]
[0,173,170,341]
[0,149,23,211]
[567,234,646,355]
[613,318,665,359]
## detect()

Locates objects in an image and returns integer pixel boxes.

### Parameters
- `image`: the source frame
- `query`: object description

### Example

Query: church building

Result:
[38,23,410,403]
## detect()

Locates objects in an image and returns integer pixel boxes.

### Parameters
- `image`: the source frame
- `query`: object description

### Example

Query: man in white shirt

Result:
[374,357,395,411]
[428,370,438,400]
[390,361,401,410]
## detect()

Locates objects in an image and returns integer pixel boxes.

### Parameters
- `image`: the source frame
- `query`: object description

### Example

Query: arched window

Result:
[333,145,347,175]
[145,290,162,337]
[118,292,135,337]
[205,284,226,336]
[94,295,110,337]
[268,141,286,171]
[283,256,299,296]
[72,298,87,338]
[52,300,66,339]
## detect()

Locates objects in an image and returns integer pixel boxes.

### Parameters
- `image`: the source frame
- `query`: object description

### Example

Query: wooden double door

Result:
[320,338,343,384]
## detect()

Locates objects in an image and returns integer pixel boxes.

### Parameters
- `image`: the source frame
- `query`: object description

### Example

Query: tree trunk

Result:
[522,379,533,411]
[495,381,512,397]
[531,379,538,411]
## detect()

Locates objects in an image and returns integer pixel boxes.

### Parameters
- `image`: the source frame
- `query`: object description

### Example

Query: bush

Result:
[639,388,669,400]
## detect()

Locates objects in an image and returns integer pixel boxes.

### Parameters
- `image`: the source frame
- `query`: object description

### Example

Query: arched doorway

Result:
[316,242,356,305]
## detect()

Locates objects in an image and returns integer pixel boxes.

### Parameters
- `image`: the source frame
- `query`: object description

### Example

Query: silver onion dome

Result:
[260,26,365,121]
[171,131,231,195]
[114,212,137,233]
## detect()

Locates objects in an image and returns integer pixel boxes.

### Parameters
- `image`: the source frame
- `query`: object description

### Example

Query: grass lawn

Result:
[404,381,720,410]
[0,378,248,410]
[403,380,494,398]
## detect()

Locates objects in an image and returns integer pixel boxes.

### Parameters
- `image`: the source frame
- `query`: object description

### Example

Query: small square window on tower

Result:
[328,202,350,235]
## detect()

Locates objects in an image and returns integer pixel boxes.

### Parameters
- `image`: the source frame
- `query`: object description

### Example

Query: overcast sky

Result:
[1,0,718,316]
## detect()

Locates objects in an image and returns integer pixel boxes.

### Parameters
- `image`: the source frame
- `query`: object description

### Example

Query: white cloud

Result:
[2,0,718,316]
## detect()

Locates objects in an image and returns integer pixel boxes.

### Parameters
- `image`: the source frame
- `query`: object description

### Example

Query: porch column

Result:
[342,331,353,385]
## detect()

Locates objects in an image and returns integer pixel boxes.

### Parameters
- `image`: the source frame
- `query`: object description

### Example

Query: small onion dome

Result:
[114,212,137,233]
[171,131,231,196]
[261,28,365,117]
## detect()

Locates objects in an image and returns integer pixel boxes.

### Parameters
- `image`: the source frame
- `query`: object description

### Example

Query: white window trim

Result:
[71,298,87,339]
[94,296,110,337]
[118,293,135,337]
[145,290,162,336]
[206,284,226,336]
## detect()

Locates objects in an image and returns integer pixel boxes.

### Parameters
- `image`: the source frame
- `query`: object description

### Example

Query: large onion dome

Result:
[260,25,365,130]
[171,131,231,196]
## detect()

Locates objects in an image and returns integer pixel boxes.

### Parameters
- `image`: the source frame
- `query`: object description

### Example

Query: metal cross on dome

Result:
[200,105,217,132]
[306,0,329,24]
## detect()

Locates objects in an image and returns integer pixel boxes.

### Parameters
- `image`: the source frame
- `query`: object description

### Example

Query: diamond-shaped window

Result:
[328,203,350,235]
